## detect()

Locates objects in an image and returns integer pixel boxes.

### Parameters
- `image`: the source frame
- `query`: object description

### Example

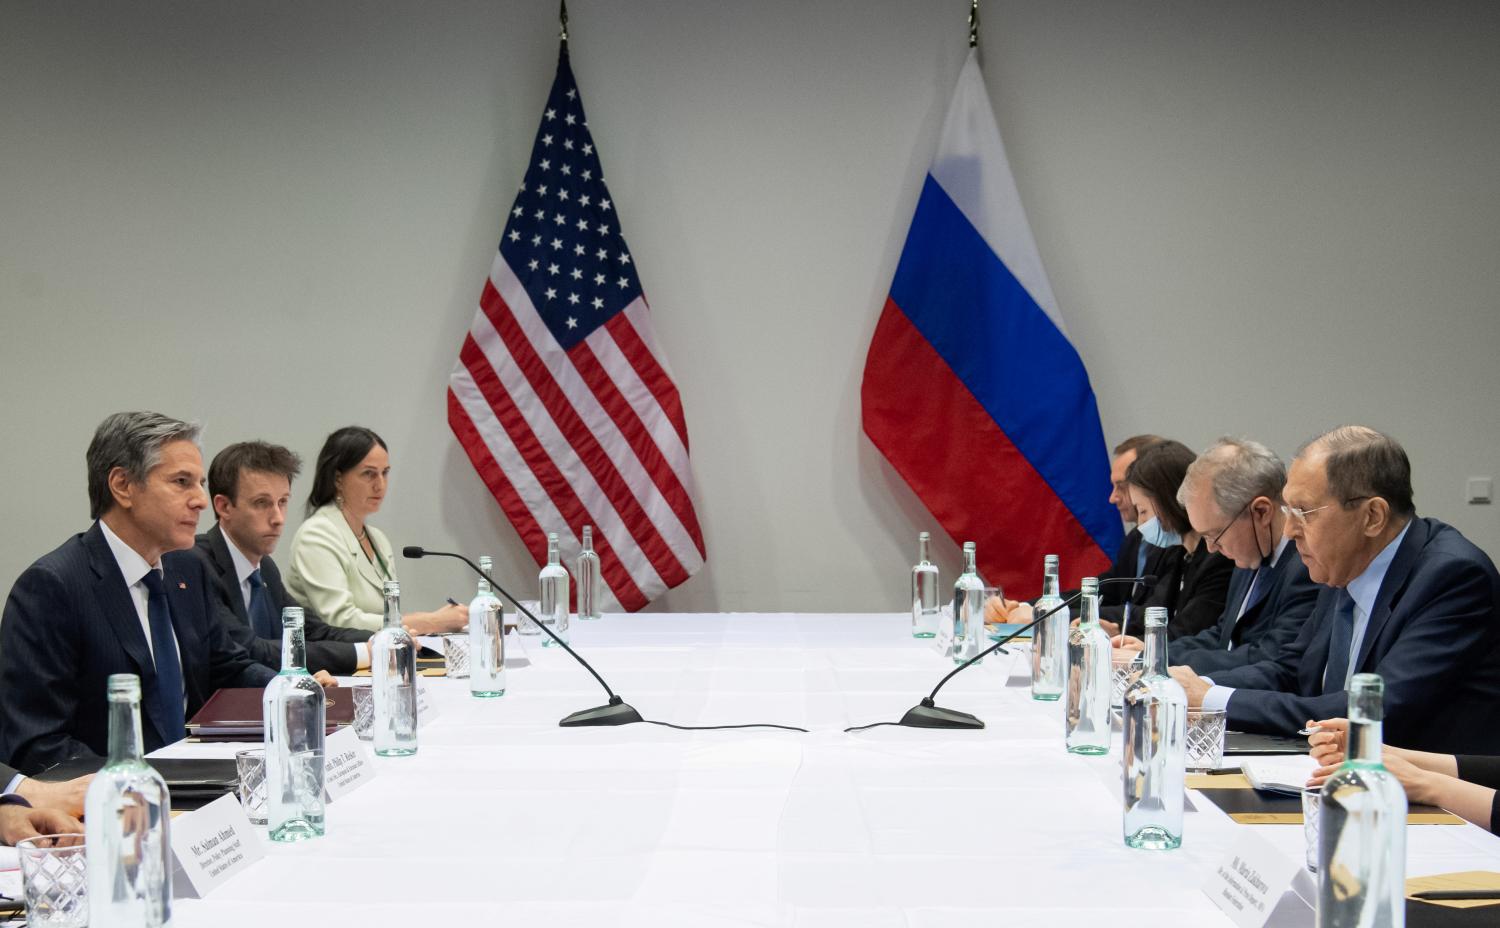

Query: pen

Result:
[1298,726,1324,736]
[1410,889,1500,901]
[447,598,462,607]
[1206,767,1243,775]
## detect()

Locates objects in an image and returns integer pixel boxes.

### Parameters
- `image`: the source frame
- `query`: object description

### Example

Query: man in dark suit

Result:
[1117,438,1322,672]
[196,441,371,676]
[1096,434,1165,612]
[1171,427,1500,754]
[0,412,275,773]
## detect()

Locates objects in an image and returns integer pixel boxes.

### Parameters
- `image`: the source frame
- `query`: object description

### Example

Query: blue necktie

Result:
[1241,564,1270,617]
[1322,591,1357,694]
[247,569,279,639]
[140,571,187,742]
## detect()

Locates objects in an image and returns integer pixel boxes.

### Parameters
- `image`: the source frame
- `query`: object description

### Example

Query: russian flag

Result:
[862,49,1121,598]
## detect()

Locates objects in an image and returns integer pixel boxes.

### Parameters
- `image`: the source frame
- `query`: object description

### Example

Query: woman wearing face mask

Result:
[284,426,469,635]
[1098,439,1234,640]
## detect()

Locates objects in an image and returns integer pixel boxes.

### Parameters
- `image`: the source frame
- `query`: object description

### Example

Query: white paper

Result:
[416,682,440,728]
[1241,756,1317,796]
[322,726,377,802]
[1203,830,1303,928]
[169,793,265,899]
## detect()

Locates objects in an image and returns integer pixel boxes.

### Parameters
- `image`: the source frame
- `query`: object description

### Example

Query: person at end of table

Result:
[284,425,468,635]
[0,412,275,774]
[1306,717,1500,834]
[987,433,1168,626]
[1111,437,1320,673]
[197,440,369,679]
[1168,426,1500,753]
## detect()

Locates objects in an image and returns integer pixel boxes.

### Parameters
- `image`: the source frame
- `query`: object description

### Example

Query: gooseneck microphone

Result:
[864,575,1157,732]
[403,546,643,727]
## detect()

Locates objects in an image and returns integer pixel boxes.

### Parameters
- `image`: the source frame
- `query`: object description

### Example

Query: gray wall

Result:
[3,1,1497,613]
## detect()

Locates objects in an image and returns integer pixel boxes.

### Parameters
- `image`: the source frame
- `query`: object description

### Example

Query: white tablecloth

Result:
[156,613,1500,927]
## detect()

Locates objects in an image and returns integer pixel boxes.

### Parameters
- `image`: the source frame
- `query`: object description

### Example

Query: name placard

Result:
[416,683,441,728]
[169,793,265,899]
[322,726,376,802]
[1203,830,1303,928]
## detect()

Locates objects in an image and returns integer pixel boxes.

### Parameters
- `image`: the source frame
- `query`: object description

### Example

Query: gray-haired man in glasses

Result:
[1113,437,1321,673]
[1169,426,1500,754]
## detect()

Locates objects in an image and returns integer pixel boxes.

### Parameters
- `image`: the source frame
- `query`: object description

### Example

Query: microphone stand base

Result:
[559,699,643,727]
[898,701,985,730]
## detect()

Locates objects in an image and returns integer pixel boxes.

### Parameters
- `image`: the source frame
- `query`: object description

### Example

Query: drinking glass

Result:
[1184,708,1228,772]
[235,748,267,825]
[17,834,87,927]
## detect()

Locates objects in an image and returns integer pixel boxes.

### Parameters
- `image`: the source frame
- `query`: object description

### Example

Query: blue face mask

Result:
[1138,516,1183,549]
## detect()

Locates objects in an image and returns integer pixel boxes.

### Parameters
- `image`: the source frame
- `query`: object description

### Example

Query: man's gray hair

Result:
[86,411,202,519]
[1177,437,1286,516]
[1297,425,1415,517]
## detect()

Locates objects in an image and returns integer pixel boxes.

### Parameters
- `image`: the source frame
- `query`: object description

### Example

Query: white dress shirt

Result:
[98,520,182,667]
[1204,522,1412,712]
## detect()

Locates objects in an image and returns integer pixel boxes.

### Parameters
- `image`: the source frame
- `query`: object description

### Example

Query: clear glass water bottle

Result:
[1317,673,1407,927]
[911,531,941,638]
[1031,554,1066,701]
[371,580,419,756]
[263,607,326,841]
[1122,606,1187,849]
[1065,576,1112,755]
[469,556,506,698]
[538,532,571,647]
[577,526,603,620]
[85,673,172,927]
[951,542,985,665]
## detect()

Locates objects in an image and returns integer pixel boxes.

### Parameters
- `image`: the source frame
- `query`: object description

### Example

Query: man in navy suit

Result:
[195,441,371,676]
[1171,427,1500,754]
[0,412,275,773]
[1111,437,1321,672]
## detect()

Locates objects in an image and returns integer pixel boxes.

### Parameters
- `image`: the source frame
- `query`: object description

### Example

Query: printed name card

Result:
[170,793,265,899]
[1203,830,1305,928]
[322,725,376,802]
[416,683,441,728]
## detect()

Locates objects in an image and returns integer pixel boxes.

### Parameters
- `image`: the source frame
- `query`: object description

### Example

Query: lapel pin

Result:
[178,582,188,590]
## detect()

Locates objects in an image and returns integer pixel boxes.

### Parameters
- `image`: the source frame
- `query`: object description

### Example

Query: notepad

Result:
[1240,756,1317,796]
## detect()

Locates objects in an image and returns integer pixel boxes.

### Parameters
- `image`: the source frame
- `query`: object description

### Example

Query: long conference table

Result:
[154,613,1500,927]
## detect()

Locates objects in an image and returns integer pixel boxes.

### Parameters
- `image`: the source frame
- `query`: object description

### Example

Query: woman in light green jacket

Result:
[285,426,468,635]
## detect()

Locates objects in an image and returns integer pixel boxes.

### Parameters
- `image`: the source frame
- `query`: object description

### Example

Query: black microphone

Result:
[403,546,643,728]
[890,575,1158,731]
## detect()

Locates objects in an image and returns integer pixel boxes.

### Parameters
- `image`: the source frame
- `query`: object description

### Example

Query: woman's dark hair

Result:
[306,426,388,515]
[1125,439,1197,536]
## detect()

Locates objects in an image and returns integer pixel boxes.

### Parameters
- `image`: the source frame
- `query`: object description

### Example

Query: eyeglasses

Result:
[1280,496,1372,526]
[1206,499,1252,549]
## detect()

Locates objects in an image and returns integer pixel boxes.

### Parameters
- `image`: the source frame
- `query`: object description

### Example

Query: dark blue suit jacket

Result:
[0,522,274,773]
[194,525,370,676]
[1209,517,1500,753]
[1171,542,1322,674]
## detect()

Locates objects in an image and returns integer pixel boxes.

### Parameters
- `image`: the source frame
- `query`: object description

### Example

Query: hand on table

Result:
[1098,619,1121,637]
[404,602,469,636]
[1111,635,1144,653]
[0,805,83,847]
[1167,666,1211,708]
[313,670,339,689]
[16,774,91,817]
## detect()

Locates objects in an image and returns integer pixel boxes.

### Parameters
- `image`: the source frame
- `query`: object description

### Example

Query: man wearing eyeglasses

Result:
[1169,426,1500,753]
[1112,437,1320,672]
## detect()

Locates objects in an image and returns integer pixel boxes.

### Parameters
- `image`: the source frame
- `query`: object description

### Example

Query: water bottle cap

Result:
[107,673,141,699]
[281,607,304,626]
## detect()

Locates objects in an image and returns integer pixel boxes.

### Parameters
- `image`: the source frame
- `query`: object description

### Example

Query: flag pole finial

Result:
[559,0,569,44]
[968,0,980,48]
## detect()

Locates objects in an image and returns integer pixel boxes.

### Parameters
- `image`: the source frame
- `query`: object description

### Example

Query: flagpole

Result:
[968,0,980,48]
[559,0,569,45]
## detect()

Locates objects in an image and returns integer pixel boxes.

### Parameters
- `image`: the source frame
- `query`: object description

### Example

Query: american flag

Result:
[448,45,706,611]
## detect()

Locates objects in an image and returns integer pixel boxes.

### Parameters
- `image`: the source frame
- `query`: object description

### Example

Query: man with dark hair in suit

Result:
[1113,437,1322,670]
[1170,426,1500,754]
[0,412,275,773]
[196,441,371,676]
